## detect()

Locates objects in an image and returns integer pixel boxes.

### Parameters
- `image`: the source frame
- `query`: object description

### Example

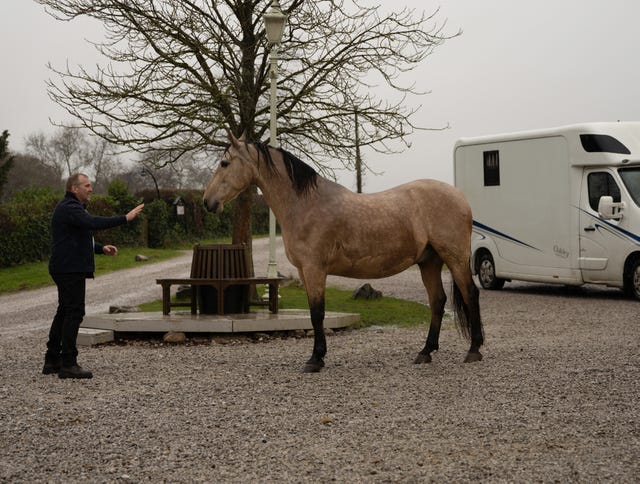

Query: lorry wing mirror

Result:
[598,195,625,220]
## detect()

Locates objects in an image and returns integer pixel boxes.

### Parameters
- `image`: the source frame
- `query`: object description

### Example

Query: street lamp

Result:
[140,167,160,200]
[263,0,287,282]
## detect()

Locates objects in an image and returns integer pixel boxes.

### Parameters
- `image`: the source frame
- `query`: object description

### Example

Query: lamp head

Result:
[264,1,287,45]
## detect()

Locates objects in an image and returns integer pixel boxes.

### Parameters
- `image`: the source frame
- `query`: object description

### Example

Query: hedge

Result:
[0,188,58,267]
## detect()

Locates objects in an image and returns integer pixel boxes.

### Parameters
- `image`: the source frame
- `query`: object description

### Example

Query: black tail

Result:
[452,282,470,340]
[451,280,483,344]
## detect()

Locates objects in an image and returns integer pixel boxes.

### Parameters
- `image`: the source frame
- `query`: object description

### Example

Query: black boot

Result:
[59,365,93,379]
[42,355,62,375]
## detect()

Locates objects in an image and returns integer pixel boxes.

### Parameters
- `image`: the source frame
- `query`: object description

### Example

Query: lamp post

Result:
[263,0,287,281]
[140,167,160,199]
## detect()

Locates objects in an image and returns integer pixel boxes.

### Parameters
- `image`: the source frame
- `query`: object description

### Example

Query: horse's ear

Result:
[228,130,242,149]
[238,131,247,142]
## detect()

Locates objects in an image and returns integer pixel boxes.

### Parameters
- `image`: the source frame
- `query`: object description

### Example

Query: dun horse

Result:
[204,133,484,372]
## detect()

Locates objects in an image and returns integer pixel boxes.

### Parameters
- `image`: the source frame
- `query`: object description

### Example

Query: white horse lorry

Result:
[454,122,640,300]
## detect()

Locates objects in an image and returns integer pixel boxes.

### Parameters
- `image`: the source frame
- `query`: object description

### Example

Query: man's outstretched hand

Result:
[126,203,145,222]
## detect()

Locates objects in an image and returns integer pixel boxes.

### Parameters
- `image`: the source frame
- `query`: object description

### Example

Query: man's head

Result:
[66,173,92,204]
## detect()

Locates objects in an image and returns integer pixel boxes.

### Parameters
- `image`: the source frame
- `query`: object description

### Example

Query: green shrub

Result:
[90,179,145,247]
[0,187,59,267]
[145,199,172,248]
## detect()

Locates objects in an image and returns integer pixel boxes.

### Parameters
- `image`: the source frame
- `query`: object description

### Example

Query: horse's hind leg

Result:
[415,250,446,364]
[449,264,484,363]
[463,282,483,363]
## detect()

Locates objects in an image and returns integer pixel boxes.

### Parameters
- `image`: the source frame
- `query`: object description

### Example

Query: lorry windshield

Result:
[619,167,640,206]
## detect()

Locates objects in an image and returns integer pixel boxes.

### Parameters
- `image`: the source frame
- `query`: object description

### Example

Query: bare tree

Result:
[25,127,86,180]
[24,126,124,192]
[1,153,60,201]
[88,137,123,194]
[38,0,458,242]
[139,150,216,191]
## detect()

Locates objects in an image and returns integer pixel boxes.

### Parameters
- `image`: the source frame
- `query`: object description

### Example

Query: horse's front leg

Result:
[300,268,327,373]
[304,298,326,372]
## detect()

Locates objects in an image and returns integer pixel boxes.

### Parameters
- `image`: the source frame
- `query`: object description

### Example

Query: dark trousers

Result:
[47,273,86,367]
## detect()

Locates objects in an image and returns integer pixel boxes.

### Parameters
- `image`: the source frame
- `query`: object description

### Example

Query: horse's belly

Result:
[329,253,415,279]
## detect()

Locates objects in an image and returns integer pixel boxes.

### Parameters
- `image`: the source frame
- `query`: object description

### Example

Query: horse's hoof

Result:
[302,360,324,373]
[464,351,483,363]
[413,353,432,364]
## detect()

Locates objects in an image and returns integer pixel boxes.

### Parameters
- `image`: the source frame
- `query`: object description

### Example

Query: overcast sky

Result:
[1,0,639,192]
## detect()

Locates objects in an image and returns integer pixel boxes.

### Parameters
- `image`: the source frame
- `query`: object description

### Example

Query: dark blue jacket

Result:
[48,192,127,276]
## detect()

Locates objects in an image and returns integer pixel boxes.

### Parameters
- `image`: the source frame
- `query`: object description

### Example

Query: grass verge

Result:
[139,283,431,328]
[0,247,183,294]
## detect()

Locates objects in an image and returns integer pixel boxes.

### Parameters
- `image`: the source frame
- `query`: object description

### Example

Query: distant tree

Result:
[177,154,213,191]
[0,130,16,199]
[1,153,60,202]
[108,168,140,195]
[24,126,123,191]
[87,137,123,194]
[138,151,213,191]
[25,127,86,180]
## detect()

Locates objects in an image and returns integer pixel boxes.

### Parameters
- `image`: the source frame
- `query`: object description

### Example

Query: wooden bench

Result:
[156,243,283,316]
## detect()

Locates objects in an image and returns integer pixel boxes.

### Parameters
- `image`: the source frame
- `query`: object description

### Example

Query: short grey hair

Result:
[66,173,89,191]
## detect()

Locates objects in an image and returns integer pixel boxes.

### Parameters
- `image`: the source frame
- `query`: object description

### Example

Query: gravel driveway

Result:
[1,237,638,482]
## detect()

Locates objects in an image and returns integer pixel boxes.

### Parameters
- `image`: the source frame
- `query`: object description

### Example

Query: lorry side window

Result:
[587,172,621,211]
[483,150,500,186]
[580,134,630,154]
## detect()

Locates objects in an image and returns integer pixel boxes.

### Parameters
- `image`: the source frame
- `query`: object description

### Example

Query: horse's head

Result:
[203,132,259,213]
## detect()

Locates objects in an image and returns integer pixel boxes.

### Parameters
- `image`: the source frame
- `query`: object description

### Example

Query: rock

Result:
[292,329,306,338]
[276,272,295,286]
[135,254,149,262]
[282,277,304,288]
[252,332,271,341]
[191,337,211,345]
[163,331,186,344]
[352,283,382,300]
[320,416,335,425]
[176,285,192,300]
[109,305,140,314]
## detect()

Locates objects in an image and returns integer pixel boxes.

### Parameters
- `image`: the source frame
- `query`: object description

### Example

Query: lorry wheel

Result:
[623,257,640,300]
[477,252,505,290]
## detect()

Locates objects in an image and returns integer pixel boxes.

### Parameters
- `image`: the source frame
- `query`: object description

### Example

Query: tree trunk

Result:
[231,187,253,245]
[231,187,259,301]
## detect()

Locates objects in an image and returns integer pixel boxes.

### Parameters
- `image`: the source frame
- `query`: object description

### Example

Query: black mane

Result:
[254,142,318,196]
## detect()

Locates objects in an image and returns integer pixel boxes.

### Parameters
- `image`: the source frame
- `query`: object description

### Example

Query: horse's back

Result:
[284,178,473,279]
[372,179,472,223]
[390,178,469,206]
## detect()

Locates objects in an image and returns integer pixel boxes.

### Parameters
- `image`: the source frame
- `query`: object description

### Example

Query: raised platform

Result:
[79,309,360,345]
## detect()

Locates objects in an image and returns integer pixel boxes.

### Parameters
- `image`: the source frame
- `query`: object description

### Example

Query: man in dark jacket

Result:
[43,173,144,379]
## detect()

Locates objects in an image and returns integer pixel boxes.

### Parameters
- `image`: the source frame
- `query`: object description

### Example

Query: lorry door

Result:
[579,169,624,282]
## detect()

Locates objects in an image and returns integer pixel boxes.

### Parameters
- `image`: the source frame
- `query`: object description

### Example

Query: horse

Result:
[204,133,484,372]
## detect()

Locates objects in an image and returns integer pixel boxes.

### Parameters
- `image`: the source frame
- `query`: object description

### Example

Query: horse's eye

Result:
[220,160,230,168]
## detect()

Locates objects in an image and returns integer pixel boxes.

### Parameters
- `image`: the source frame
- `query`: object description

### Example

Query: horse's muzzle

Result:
[205,199,222,214]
